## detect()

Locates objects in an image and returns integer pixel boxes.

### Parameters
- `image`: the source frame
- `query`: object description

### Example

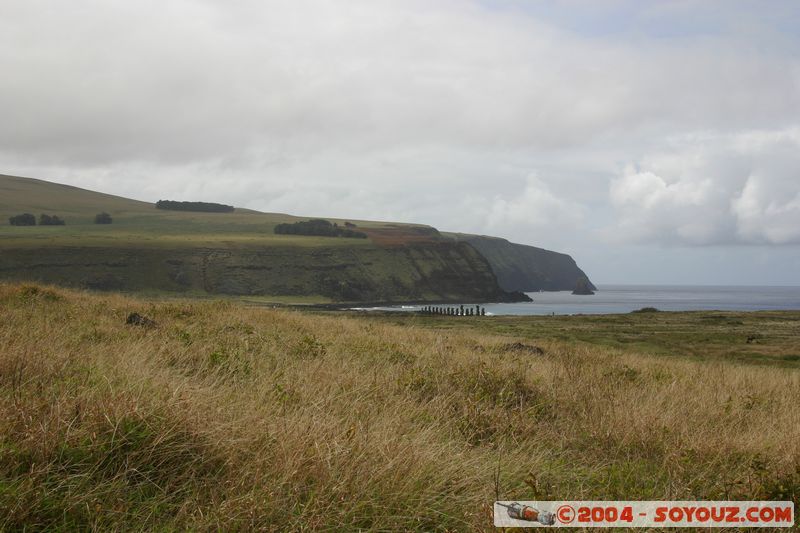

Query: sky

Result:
[1,0,799,285]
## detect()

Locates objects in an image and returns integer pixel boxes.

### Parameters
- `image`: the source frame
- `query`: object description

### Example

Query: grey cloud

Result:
[2,0,798,165]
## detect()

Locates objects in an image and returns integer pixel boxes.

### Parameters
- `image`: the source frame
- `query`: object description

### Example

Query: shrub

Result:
[274,219,367,239]
[94,212,113,224]
[39,214,65,226]
[155,200,234,213]
[9,213,36,226]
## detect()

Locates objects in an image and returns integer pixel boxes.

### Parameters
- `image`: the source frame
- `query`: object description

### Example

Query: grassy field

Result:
[365,309,800,368]
[1,282,797,531]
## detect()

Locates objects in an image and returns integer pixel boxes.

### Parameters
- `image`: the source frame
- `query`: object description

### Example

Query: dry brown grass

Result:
[0,283,798,531]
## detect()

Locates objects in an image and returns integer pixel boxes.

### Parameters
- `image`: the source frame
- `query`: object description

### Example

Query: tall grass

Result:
[0,283,797,531]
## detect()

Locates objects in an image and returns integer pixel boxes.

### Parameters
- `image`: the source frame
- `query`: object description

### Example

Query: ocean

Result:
[357,285,800,316]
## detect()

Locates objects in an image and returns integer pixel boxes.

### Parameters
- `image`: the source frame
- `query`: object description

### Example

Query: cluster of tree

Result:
[274,219,367,239]
[155,200,234,213]
[94,212,113,224]
[8,213,67,226]
[39,214,65,226]
[9,213,36,226]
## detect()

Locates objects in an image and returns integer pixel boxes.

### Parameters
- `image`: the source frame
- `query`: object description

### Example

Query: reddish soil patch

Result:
[361,225,442,246]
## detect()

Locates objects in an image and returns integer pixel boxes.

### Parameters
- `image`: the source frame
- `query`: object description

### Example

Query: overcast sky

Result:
[2,0,799,285]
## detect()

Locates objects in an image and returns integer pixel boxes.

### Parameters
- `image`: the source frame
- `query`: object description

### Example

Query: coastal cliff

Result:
[448,234,596,292]
[0,241,528,303]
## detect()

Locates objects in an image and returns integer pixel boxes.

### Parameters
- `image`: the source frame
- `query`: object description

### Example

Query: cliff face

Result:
[0,241,526,303]
[449,234,596,292]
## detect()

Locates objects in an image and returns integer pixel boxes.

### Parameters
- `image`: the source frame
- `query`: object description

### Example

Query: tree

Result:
[9,213,36,226]
[94,212,113,224]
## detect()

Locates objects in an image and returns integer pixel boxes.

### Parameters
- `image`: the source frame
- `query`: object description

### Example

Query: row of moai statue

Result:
[421,304,486,316]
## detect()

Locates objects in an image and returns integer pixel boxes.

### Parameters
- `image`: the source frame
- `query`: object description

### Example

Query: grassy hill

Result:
[0,174,527,303]
[0,174,356,247]
[0,174,594,302]
[0,283,797,530]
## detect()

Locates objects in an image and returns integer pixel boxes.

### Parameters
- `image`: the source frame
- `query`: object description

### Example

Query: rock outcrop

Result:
[572,277,595,295]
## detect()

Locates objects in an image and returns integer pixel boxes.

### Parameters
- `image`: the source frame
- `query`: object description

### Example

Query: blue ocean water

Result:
[357,285,800,316]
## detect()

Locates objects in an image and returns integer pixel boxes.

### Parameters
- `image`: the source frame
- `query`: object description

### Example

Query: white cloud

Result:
[483,174,585,236]
[608,129,800,245]
[733,176,800,244]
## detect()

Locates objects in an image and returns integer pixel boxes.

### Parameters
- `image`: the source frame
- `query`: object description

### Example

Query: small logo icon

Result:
[497,502,556,525]
[557,504,576,524]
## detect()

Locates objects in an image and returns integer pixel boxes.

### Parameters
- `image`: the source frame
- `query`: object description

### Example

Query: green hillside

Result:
[0,174,593,302]
[0,174,528,303]
[0,174,345,247]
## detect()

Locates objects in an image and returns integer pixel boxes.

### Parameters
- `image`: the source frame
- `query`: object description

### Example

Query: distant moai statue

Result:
[475,305,480,316]
[459,304,464,316]
[481,307,486,316]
